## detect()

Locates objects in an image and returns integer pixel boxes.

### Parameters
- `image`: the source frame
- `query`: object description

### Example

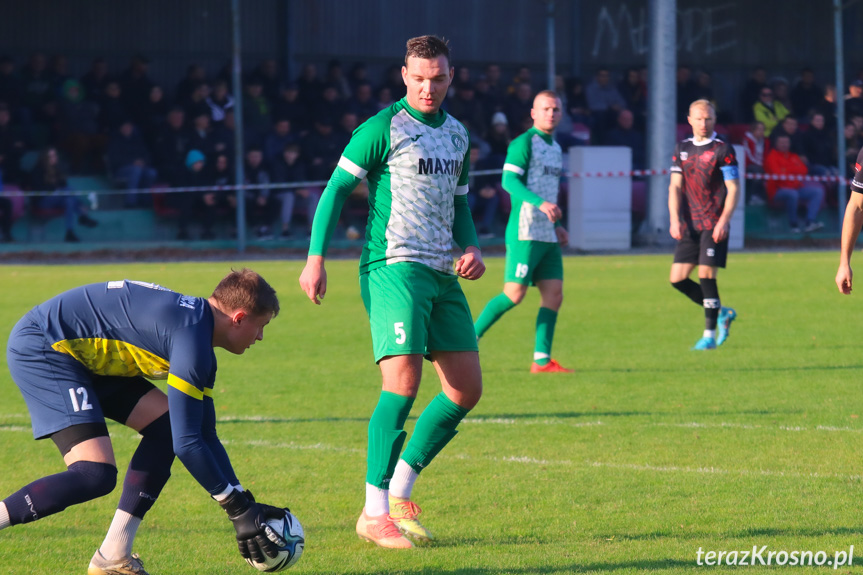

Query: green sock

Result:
[401,393,470,473]
[474,292,516,339]
[366,391,415,488]
[534,307,558,366]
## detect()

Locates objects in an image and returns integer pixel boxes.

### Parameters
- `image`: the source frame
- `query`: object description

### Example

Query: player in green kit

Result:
[474,90,574,373]
[299,35,484,549]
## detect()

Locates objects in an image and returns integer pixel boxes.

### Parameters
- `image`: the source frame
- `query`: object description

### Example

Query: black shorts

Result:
[673,228,728,268]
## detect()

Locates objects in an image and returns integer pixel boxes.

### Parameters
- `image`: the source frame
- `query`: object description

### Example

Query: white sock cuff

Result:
[0,502,10,530]
[389,459,419,500]
[364,483,389,517]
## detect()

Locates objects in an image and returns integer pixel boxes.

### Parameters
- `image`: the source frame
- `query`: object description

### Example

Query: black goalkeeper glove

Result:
[219,489,288,562]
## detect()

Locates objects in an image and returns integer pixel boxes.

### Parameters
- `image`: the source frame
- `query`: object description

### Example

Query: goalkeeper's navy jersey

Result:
[28,280,236,495]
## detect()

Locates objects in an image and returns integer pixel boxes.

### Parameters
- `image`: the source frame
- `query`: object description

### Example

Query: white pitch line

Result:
[587,461,863,482]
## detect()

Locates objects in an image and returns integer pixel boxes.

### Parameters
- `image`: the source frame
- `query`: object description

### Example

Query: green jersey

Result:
[309,98,475,275]
[502,127,563,243]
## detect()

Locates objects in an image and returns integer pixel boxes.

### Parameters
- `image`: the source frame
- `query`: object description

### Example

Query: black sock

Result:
[2,461,116,525]
[672,279,704,305]
[118,413,174,518]
[700,278,720,330]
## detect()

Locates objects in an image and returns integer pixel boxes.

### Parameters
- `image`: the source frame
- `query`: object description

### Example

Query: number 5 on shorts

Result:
[394,322,406,345]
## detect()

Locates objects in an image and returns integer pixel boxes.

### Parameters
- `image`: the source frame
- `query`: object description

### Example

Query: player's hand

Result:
[539,201,562,223]
[299,256,327,305]
[669,220,683,241]
[837,263,853,294]
[712,220,730,243]
[219,490,288,562]
[555,226,569,247]
[456,246,485,280]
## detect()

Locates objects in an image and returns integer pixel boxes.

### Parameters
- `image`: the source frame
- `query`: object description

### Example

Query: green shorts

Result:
[360,262,478,362]
[504,240,564,286]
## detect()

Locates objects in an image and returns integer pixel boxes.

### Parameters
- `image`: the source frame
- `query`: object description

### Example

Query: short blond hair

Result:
[688,99,715,117]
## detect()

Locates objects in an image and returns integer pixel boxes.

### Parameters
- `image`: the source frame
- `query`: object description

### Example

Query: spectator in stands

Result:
[505,82,534,135]
[692,71,715,107]
[564,77,591,133]
[119,54,154,128]
[141,84,169,147]
[507,66,533,96]
[210,107,235,159]
[313,83,345,124]
[302,115,342,182]
[845,80,863,120]
[844,122,861,178]
[252,58,283,108]
[207,152,235,228]
[0,56,22,115]
[57,79,102,174]
[0,101,29,185]
[375,85,394,111]
[175,64,207,110]
[0,192,12,242]
[763,133,824,233]
[487,112,512,164]
[80,57,112,105]
[182,81,211,124]
[49,54,71,95]
[772,78,793,115]
[347,61,369,95]
[739,67,767,123]
[337,111,359,144]
[743,121,769,205]
[243,146,274,239]
[603,108,646,170]
[817,84,838,131]
[347,81,378,124]
[485,64,504,101]
[791,68,822,121]
[174,149,217,240]
[152,106,189,186]
[803,111,838,177]
[448,81,486,138]
[296,63,323,111]
[20,51,55,124]
[272,142,318,238]
[186,108,215,160]
[107,119,158,207]
[263,117,298,165]
[618,67,646,130]
[274,81,308,134]
[770,115,806,160]
[381,63,406,100]
[97,80,128,135]
[242,77,271,147]
[325,59,352,101]
[467,142,501,238]
[27,146,98,242]
[206,79,234,128]
[675,66,698,123]
[586,68,625,137]
[753,85,789,137]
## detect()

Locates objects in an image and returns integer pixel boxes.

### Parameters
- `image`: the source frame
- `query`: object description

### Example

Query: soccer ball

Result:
[245,510,305,572]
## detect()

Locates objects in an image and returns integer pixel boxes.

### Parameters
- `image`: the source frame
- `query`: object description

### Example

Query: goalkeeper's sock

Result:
[389,459,419,500]
[401,393,470,472]
[672,278,704,305]
[474,293,517,339]
[365,391,414,511]
[1,461,117,526]
[534,307,558,367]
[117,412,174,518]
[0,502,10,530]
[98,510,141,561]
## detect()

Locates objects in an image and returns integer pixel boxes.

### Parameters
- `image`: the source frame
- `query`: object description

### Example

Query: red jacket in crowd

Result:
[763,148,808,201]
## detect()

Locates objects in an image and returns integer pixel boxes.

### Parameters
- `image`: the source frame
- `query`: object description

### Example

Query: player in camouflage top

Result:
[299,35,484,549]
[474,91,573,373]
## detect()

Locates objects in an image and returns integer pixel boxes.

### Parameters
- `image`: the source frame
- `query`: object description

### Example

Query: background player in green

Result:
[473,90,574,373]
[1,269,288,574]
[669,99,740,350]
[299,35,485,549]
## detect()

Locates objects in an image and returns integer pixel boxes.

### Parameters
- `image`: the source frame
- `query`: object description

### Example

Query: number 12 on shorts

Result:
[394,321,406,345]
[69,387,93,412]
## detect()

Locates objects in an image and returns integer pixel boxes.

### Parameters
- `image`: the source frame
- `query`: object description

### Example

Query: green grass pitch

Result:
[1,251,862,574]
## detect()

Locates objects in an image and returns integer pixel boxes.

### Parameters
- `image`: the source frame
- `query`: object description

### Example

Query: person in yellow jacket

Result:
[752,86,789,136]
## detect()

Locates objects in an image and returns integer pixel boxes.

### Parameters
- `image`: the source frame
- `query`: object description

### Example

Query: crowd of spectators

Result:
[0,52,859,243]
